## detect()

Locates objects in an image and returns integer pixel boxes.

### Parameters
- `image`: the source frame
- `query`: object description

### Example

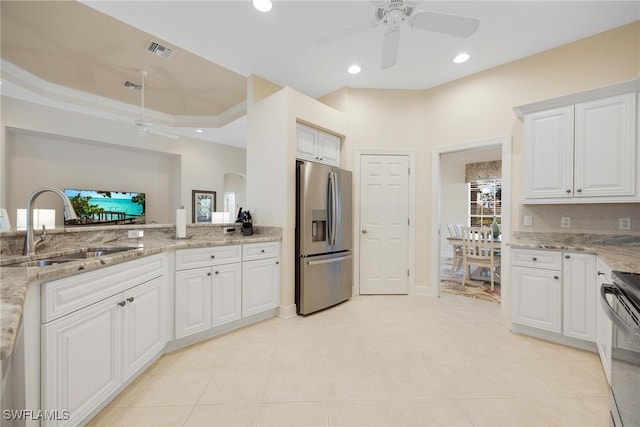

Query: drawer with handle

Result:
[511,248,562,270]
[243,242,280,261]
[176,245,242,270]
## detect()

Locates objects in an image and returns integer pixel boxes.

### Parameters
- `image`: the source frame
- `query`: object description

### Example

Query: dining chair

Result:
[446,224,463,272]
[461,226,501,290]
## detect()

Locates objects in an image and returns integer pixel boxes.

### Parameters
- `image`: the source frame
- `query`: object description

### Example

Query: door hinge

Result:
[408,218,410,226]
[407,269,410,277]
[408,167,410,175]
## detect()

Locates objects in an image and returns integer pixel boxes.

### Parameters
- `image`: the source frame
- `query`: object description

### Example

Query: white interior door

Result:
[360,154,409,294]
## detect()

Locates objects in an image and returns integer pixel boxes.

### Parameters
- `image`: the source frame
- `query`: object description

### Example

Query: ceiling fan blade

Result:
[410,10,480,38]
[381,27,400,69]
[317,19,377,44]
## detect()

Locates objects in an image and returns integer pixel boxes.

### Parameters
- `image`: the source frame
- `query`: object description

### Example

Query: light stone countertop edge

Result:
[0,233,281,360]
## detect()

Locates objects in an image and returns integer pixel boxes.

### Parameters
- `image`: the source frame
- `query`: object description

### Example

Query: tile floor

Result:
[88,294,609,426]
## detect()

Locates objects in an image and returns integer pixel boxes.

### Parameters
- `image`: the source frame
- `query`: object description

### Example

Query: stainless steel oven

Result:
[601,271,640,427]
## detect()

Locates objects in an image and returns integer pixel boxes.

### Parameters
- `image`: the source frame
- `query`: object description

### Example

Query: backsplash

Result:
[518,203,640,236]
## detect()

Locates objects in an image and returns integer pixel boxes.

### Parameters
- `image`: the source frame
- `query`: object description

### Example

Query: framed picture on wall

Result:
[192,190,216,223]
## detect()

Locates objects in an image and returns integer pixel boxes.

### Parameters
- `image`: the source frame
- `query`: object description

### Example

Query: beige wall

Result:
[320,22,640,291]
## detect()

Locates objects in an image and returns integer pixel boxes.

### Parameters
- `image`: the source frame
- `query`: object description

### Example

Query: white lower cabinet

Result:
[175,242,280,339]
[595,257,613,384]
[562,252,596,341]
[175,245,242,339]
[212,263,242,325]
[511,248,596,346]
[41,254,167,427]
[512,264,562,333]
[175,267,213,338]
[243,257,281,317]
[42,295,122,427]
[122,277,166,380]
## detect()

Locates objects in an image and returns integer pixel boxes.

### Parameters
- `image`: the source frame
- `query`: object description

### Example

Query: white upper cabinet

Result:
[522,92,637,202]
[524,106,575,199]
[296,122,341,167]
[574,94,636,197]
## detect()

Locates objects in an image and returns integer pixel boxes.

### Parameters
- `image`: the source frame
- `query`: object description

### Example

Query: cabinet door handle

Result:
[532,257,537,261]
[207,272,212,276]
[566,189,571,193]
[118,301,126,307]
[210,255,216,259]
[276,261,280,265]
[576,189,582,193]
[597,271,605,276]
[127,297,134,303]
[261,249,265,253]
[554,275,559,280]
[215,271,219,275]
[565,255,570,259]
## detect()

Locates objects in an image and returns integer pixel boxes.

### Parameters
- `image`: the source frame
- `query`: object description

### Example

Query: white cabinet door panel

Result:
[512,266,562,333]
[212,263,242,326]
[122,277,165,380]
[523,106,574,198]
[318,132,340,167]
[175,268,212,339]
[296,123,318,161]
[574,93,636,197]
[42,295,122,427]
[596,257,613,384]
[562,253,596,342]
[243,258,281,317]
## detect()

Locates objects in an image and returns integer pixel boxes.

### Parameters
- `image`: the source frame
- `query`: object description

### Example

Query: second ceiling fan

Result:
[318,0,480,69]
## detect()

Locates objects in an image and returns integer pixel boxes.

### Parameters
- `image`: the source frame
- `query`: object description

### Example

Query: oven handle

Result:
[600,284,640,338]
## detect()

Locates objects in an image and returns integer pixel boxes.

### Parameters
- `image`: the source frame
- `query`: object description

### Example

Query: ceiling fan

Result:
[318,0,480,69]
[128,69,178,139]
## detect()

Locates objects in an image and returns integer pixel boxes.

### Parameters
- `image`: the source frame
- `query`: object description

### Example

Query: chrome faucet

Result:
[23,187,78,255]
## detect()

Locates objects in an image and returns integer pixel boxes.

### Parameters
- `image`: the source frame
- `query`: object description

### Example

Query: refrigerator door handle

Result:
[328,172,338,246]
[307,254,353,266]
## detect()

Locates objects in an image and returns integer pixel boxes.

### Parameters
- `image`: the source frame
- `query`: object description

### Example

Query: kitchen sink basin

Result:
[11,259,75,268]
[3,247,141,267]
[52,247,138,259]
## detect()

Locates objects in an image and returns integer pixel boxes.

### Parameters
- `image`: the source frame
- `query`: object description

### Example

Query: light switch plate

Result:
[561,217,571,228]
[523,215,533,226]
[619,218,631,230]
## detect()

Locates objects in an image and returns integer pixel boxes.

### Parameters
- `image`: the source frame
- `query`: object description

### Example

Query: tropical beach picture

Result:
[64,189,146,225]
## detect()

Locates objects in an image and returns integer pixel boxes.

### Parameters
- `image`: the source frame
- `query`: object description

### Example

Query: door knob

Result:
[361,229,368,235]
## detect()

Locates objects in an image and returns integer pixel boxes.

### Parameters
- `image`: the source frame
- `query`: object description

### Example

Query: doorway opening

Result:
[430,137,511,311]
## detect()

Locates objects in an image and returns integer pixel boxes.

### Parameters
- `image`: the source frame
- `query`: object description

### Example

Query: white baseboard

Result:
[278,304,297,319]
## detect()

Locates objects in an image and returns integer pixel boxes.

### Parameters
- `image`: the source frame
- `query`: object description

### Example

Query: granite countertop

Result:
[510,232,640,272]
[0,224,281,360]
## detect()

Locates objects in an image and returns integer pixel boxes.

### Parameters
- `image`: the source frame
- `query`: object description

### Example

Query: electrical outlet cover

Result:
[561,217,571,228]
[619,218,631,230]
[524,215,533,226]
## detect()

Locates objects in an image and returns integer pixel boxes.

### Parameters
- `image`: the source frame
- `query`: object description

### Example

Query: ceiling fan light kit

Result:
[318,0,480,70]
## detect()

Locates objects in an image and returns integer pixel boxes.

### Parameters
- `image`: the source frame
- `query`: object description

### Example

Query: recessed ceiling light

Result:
[195,129,203,133]
[347,64,362,74]
[453,53,470,64]
[253,0,272,12]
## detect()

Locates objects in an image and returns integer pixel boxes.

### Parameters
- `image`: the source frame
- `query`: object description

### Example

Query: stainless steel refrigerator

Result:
[296,160,353,315]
